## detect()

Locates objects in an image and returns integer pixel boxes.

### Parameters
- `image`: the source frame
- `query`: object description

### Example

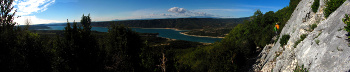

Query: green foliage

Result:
[280,35,290,46]
[294,34,308,48]
[185,27,233,37]
[222,24,256,57]
[271,68,274,72]
[324,0,346,18]
[262,11,276,27]
[59,15,104,72]
[68,23,149,71]
[315,32,322,39]
[343,14,350,39]
[310,23,318,31]
[300,34,307,40]
[176,23,259,71]
[177,43,238,72]
[0,0,54,71]
[311,0,320,12]
[102,24,144,71]
[81,14,92,33]
[140,45,162,72]
[315,39,320,45]
[294,65,309,72]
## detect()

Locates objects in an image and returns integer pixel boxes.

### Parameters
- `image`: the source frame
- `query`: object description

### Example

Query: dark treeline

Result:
[0,6,139,72]
[91,18,249,29]
[0,0,144,71]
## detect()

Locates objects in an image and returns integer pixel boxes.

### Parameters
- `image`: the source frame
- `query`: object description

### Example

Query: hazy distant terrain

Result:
[33,18,249,30]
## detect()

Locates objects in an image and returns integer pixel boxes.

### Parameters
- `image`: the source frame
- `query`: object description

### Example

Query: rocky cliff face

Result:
[253,0,350,72]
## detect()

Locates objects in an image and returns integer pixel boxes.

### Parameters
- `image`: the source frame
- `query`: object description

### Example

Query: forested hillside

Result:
[174,0,301,71]
[91,18,249,29]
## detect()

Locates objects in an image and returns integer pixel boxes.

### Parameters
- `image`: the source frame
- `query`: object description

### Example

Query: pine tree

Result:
[0,0,19,71]
[62,14,103,71]
[103,24,143,71]
[0,0,53,71]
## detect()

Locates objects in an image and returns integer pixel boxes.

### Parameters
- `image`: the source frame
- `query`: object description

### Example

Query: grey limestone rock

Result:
[253,0,350,72]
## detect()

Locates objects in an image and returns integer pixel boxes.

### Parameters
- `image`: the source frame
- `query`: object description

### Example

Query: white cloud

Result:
[114,7,241,20]
[168,7,187,13]
[11,0,60,25]
[14,16,63,25]
[13,0,55,16]
[166,7,216,17]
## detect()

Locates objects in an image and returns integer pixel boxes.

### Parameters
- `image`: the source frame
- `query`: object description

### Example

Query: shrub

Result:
[324,0,346,18]
[343,14,350,39]
[294,65,309,72]
[300,34,308,39]
[310,23,318,31]
[294,34,308,48]
[280,35,290,46]
[315,39,320,45]
[311,0,320,12]
[315,32,322,39]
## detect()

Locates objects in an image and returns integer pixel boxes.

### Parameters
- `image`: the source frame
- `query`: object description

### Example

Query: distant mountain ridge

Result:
[92,17,249,29]
[34,17,249,30]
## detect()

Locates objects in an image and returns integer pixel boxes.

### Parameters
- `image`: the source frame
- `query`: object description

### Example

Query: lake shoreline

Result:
[130,27,225,38]
[43,26,222,43]
[131,27,225,38]
[130,27,188,31]
[179,32,225,38]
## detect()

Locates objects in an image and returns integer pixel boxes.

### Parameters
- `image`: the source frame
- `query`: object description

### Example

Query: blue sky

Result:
[13,0,290,25]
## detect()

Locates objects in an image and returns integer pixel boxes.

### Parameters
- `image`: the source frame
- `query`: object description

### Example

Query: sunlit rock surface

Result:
[253,0,350,72]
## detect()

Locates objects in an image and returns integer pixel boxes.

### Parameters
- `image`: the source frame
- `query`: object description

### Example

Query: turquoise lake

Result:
[41,26,222,43]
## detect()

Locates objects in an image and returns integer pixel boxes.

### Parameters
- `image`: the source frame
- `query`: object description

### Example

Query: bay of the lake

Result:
[41,26,222,43]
